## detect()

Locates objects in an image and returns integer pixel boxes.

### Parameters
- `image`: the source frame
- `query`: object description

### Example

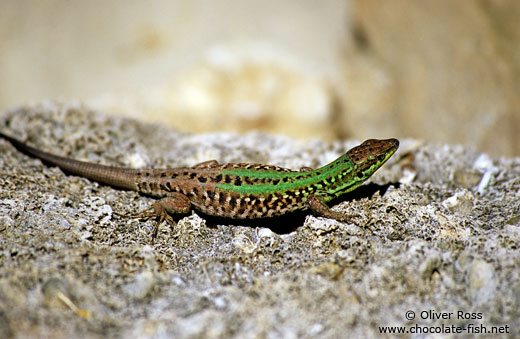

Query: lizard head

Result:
[322,138,399,199]
[345,138,399,186]
[347,138,399,169]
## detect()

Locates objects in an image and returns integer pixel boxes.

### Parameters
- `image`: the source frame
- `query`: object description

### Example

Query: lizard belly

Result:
[191,191,307,219]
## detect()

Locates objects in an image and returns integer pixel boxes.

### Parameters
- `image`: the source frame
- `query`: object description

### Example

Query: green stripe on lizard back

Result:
[215,138,399,203]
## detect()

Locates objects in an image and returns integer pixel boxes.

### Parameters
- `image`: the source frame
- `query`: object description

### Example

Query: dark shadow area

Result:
[328,181,401,207]
[202,211,308,235]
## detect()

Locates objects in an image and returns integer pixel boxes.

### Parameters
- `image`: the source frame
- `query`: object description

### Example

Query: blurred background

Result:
[1,0,519,156]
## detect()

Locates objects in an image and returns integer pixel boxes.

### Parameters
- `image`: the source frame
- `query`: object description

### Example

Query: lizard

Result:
[0,132,399,238]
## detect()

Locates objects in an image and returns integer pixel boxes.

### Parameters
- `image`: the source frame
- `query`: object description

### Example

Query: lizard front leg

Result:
[307,195,357,222]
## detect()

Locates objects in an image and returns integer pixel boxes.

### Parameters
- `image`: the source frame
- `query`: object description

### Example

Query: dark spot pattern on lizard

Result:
[218,193,225,203]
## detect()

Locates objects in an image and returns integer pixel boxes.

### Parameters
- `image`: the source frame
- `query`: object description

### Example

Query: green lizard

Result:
[0,132,399,238]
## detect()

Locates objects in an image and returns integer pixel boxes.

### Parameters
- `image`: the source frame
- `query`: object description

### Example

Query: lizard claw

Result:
[116,206,156,219]
[151,202,176,239]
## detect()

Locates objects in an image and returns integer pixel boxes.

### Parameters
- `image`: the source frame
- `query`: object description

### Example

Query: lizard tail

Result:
[1,132,139,191]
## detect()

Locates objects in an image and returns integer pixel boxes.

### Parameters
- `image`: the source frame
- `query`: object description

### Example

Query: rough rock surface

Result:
[0,103,518,338]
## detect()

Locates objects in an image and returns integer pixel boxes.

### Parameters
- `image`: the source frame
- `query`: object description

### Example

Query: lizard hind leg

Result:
[118,192,192,239]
